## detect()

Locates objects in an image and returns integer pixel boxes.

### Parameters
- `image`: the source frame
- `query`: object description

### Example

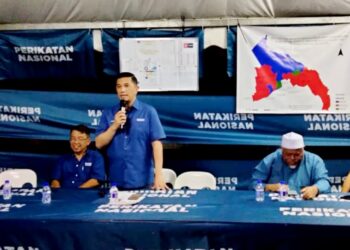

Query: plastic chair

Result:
[0,169,37,188]
[162,168,177,188]
[174,171,216,190]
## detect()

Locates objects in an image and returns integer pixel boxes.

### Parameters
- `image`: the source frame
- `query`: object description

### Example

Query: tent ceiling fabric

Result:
[1,0,350,25]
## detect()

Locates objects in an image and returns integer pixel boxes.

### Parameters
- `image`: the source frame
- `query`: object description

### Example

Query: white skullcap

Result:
[281,132,304,149]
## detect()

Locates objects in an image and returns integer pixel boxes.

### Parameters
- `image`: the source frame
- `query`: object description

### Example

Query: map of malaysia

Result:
[251,37,331,110]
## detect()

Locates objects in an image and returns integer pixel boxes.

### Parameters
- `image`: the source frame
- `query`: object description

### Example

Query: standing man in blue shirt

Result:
[250,131,331,199]
[51,124,106,188]
[95,72,168,190]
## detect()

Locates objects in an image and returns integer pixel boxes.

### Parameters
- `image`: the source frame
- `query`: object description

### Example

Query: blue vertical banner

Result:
[102,28,204,77]
[101,29,123,76]
[227,27,236,78]
[0,30,96,79]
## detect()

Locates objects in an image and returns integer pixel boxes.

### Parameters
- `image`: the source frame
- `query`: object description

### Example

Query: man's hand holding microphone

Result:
[113,100,127,130]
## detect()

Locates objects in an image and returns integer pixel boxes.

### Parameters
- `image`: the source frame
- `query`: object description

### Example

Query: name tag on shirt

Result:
[85,162,92,167]
[136,118,145,122]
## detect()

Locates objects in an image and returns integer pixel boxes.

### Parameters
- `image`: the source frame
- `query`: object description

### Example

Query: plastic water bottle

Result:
[109,182,119,205]
[279,181,288,202]
[42,182,52,204]
[2,180,12,200]
[255,179,265,202]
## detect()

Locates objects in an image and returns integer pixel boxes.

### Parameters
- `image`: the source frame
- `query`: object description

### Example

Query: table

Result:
[0,188,349,250]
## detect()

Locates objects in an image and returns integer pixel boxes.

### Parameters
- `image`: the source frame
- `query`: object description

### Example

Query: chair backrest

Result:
[162,168,177,188]
[0,169,37,188]
[174,171,216,190]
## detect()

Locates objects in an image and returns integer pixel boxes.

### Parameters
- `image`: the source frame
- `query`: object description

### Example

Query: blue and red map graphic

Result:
[251,37,330,110]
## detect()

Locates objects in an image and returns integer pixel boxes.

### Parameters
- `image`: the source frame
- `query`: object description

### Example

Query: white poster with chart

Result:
[119,37,198,91]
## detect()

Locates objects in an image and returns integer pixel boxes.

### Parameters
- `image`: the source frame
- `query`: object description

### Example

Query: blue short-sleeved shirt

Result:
[51,149,106,188]
[250,149,331,193]
[96,99,166,189]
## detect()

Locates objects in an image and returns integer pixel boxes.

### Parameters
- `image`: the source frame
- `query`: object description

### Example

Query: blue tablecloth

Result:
[0,189,349,250]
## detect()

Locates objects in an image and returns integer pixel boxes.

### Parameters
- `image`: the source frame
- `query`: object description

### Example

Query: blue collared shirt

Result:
[96,99,166,189]
[52,149,105,188]
[250,149,331,193]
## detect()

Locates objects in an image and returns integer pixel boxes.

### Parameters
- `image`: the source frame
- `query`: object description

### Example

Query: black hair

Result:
[70,124,90,137]
[116,72,138,85]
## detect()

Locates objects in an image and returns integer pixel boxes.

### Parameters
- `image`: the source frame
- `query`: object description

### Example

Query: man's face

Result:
[282,148,304,167]
[116,76,139,105]
[69,130,90,155]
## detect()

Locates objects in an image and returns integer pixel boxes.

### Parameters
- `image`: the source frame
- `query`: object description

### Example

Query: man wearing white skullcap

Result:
[250,132,331,199]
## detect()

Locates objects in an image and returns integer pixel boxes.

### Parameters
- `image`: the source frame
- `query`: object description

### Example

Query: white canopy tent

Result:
[1,0,350,30]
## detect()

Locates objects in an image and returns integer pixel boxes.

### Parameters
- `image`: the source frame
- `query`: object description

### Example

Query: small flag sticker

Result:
[183,43,193,48]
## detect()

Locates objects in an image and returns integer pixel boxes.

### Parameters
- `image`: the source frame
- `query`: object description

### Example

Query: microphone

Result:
[120,100,127,129]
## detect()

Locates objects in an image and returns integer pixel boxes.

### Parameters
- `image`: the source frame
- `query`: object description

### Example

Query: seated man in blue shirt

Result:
[250,131,331,199]
[95,72,168,190]
[51,124,106,188]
